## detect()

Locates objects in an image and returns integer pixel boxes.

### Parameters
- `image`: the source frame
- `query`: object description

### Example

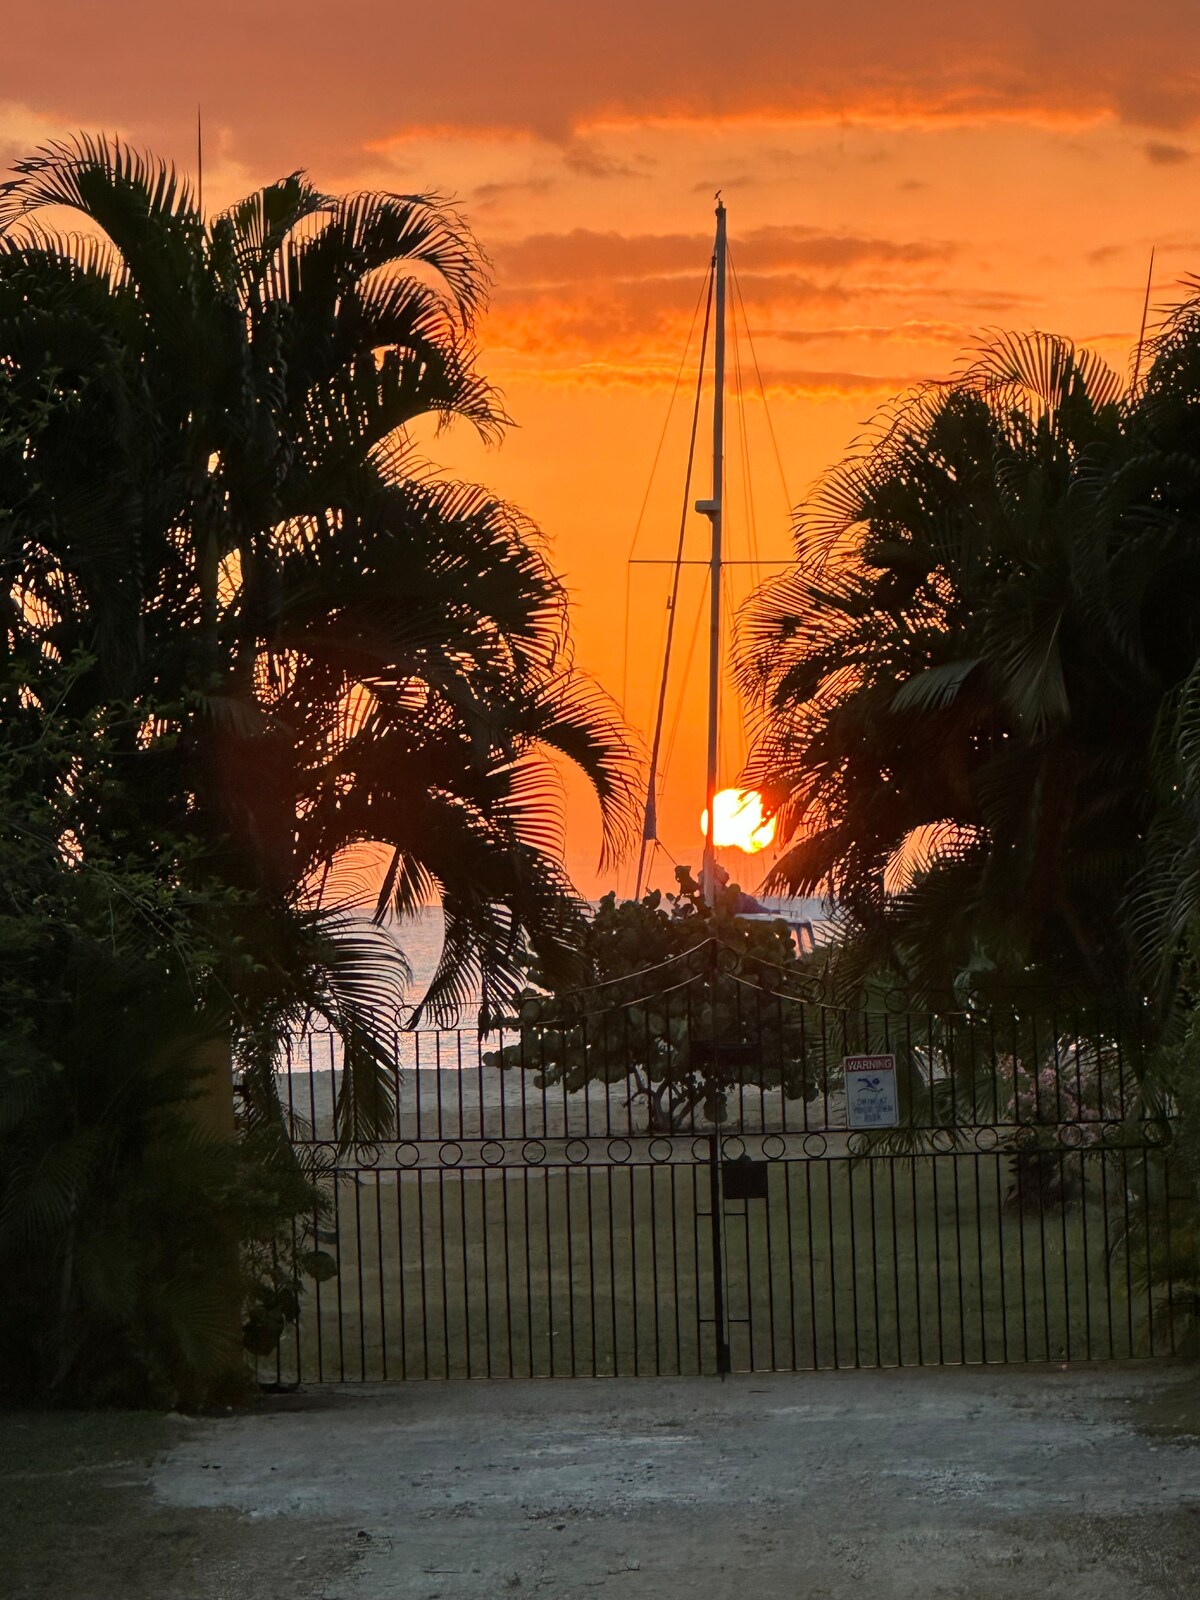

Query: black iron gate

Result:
[262,978,1184,1383]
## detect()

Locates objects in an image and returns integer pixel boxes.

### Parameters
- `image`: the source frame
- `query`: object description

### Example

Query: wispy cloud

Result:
[1145,140,1192,165]
[493,225,954,289]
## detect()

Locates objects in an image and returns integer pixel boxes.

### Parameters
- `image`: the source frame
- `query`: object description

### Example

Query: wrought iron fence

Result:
[258,967,1185,1383]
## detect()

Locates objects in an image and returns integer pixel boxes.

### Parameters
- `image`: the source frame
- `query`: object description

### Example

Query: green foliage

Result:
[0,132,637,1054]
[0,678,329,1405]
[0,132,639,1404]
[737,329,1195,1006]
[485,869,824,1131]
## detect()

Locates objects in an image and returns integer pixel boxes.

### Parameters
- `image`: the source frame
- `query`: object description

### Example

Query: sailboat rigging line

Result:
[729,280,761,580]
[660,578,709,792]
[621,266,713,714]
[551,938,716,996]
[634,266,717,900]
[728,245,792,511]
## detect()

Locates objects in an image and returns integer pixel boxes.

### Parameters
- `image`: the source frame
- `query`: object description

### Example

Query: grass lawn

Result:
[264,1145,1168,1383]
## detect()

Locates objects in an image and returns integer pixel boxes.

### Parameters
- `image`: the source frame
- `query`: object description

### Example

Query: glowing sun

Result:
[701,788,777,854]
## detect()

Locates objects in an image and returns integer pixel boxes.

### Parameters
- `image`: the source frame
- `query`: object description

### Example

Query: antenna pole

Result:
[699,197,726,907]
[197,105,204,216]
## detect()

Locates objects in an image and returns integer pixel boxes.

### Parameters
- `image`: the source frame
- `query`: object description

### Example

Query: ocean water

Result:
[387,906,448,1013]
[280,897,837,1140]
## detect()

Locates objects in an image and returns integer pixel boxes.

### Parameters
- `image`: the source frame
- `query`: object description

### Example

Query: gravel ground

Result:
[6,1365,1200,1599]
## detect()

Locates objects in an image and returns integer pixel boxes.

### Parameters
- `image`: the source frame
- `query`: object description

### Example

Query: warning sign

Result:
[843,1054,899,1129]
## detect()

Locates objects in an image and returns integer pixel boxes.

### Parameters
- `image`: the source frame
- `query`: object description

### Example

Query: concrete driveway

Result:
[159,1366,1200,1599]
[7,1365,1199,1599]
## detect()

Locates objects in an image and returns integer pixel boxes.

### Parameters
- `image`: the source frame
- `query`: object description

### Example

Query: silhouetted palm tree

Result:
[0,136,637,1130]
[738,331,1190,1002]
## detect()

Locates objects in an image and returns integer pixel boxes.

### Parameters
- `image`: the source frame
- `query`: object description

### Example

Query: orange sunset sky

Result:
[5,4,1200,897]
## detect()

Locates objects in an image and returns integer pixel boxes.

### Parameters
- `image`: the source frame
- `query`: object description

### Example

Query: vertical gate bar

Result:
[542,1165,555,1377]
[501,1160,514,1378]
[606,1166,620,1373]
[333,1176,347,1381]
[630,1164,640,1376]
[846,1148,861,1368]
[1107,1145,1126,1356]
[994,1148,1008,1363]
[460,1168,472,1379]
[804,1159,819,1369]
[1119,1147,1135,1356]
[648,1160,661,1374]
[867,1158,881,1367]
[669,1163,683,1373]
[312,1192,326,1383]
[708,1132,730,1376]
[972,1154,986,1364]
[565,1159,577,1376]
[1142,1146,1156,1355]
[375,1174,387,1381]
[909,1154,923,1365]
[691,1160,704,1371]
[951,1147,966,1364]
[523,1167,535,1377]
[438,1174,452,1380]
[888,1159,901,1366]
[763,1156,779,1371]
[1079,1145,1093,1362]
[480,1156,493,1378]
[417,1172,430,1380]
[783,1161,798,1370]
[394,1164,407,1380]
[585,1165,599,1375]
[825,1159,839,1368]
[1165,1151,1177,1355]
[931,1155,945,1365]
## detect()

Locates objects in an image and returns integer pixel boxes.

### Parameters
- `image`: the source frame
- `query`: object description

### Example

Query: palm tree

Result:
[0,136,638,1134]
[737,331,1185,1003]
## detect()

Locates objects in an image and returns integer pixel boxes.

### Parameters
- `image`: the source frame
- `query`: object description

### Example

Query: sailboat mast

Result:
[699,198,727,906]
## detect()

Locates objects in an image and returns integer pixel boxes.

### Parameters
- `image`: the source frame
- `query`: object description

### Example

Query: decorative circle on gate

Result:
[847,1131,869,1158]
[802,1133,828,1159]
[1058,1121,1085,1148]
[394,1142,420,1168]
[481,1140,505,1166]
[930,1128,956,1153]
[565,1139,589,1165]
[439,1141,464,1167]
[607,1138,633,1164]
[722,1136,746,1161]
[1142,1118,1172,1147]
[358,1143,381,1167]
[649,1138,673,1163]
[762,1135,786,1161]
[691,1138,711,1162]
[973,1126,999,1152]
[522,1140,547,1165]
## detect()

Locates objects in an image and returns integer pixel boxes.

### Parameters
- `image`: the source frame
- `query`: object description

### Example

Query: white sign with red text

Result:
[843,1054,899,1129]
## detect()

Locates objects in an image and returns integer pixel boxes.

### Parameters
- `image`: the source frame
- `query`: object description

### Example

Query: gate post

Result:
[708,1132,731,1376]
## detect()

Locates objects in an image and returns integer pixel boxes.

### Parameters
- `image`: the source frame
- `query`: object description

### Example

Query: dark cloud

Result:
[562,143,648,180]
[3,0,1200,179]
[471,176,556,207]
[1145,140,1192,165]
[771,320,970,345]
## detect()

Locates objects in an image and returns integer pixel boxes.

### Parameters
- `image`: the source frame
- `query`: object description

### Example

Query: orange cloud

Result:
[493,226,953,290]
